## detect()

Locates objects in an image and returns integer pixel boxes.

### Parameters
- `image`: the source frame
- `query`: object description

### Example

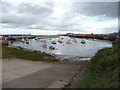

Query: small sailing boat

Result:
[73,38,77,43]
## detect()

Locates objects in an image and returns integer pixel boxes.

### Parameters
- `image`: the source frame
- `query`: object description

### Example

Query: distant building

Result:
[66,33,74,35]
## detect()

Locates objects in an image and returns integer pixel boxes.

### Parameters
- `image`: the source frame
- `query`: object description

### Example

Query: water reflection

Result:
[9,36,112,58]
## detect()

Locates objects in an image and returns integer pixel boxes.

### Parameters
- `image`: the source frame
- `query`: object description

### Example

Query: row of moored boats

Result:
[20,37,86,50]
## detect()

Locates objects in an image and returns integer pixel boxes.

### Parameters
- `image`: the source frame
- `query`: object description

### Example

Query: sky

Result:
[0,0,119,35]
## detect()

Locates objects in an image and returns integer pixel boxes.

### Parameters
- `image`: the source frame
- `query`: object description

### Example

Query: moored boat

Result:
[49,46,56,50]
[52,41,56,44]
[58,40,62,43]
[81,40,85,44]
[66,41,71,44]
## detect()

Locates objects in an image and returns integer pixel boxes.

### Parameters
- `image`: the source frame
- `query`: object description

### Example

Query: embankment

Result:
[2,46,59,62]
[76,41,119,88]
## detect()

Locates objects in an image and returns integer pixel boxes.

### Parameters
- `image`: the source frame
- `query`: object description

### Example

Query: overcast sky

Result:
[0,0,118,35]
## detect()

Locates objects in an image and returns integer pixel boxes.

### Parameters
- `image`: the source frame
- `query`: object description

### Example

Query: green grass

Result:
[77,41,119,88]
[2,46,59,62]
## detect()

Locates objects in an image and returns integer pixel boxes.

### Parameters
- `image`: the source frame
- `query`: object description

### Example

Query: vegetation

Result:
[2,46,59,62]
[77,41,119,88]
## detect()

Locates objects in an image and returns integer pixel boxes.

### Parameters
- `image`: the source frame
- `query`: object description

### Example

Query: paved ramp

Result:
[2,59,80,88]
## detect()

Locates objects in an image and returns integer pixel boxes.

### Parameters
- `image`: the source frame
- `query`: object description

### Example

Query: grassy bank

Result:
[77,41,119,88]
[2,46,59,62]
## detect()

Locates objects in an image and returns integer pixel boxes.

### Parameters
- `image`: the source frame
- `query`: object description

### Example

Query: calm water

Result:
[8,36,112,59]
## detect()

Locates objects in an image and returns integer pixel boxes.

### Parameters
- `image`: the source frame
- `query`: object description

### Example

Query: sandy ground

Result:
[2,58,81,88]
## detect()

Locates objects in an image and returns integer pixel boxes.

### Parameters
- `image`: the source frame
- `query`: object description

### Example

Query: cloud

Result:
[0,1,13,13]
[72,2,118,18]
[1,1,54,29]
[18,2,53,15]
[1,1,118,34]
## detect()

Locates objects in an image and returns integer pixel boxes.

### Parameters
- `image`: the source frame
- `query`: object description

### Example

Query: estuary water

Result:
[8,36,112,61]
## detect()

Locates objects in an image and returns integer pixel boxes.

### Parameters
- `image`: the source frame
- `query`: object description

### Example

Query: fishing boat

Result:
[81,40,85,44]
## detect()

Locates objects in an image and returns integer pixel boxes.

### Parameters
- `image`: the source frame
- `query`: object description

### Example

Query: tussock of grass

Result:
[77,41,119,88]
[2,46,59,62]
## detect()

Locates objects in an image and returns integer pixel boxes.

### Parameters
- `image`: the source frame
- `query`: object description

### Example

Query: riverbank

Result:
[76,41,119,88]
[2,46,59,62]
[2,42,89,88]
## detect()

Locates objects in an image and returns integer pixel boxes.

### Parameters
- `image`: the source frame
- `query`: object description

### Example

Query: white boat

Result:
[35,37,38,40]
[41,40,46,42]
[21,38,26,43]
[73,39,77,43]
[38,37,44,39]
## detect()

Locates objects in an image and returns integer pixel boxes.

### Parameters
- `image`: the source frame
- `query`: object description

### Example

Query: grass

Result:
[77,41,119,88]
[2,46,59,62]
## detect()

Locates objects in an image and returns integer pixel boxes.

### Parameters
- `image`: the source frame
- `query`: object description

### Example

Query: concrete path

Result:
[2,59,80,88]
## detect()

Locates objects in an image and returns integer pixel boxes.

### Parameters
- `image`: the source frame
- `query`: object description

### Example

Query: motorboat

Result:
[38,37,44,39]
[25,38,29,41]
[42,44,47,48]
[92,39,97,41]
[66,41,71,44]
[21,38,26,43]
[58,40,62,43]
[49,46,56,50]
[35,37,38,40]
[25,38,29,44]
[26,41,29,44]
[52,41,56,44]
[61,37,64,39]
[81,40,85,44]
[41,40,46,42]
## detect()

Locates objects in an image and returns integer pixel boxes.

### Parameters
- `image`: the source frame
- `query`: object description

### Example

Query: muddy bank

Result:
[53,54,91,62]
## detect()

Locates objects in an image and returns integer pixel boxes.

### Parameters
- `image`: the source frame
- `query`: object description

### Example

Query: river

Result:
[8,36,112,61]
